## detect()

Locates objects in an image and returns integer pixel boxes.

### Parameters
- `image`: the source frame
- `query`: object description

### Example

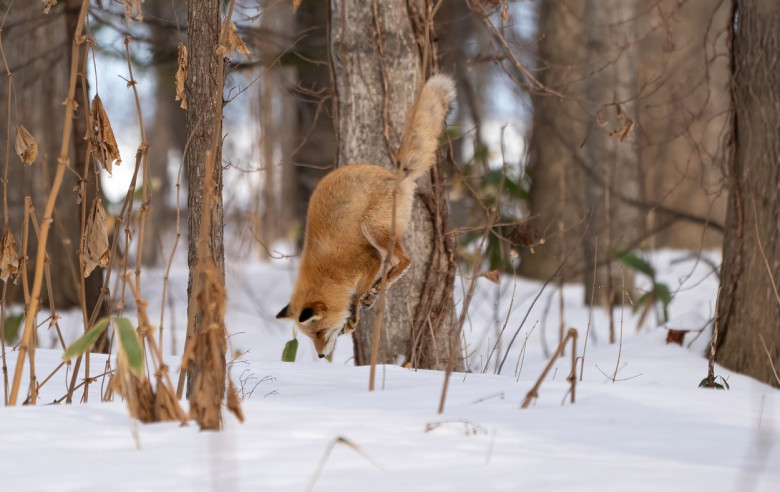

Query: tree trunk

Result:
[285,0,335,245]
[330,0,459,370]
[518,0,588,282]
[637,0,730,250]
[144,0,185,267]
[184,0,226,399]
[715,0,780,388]
[582,0,641,308]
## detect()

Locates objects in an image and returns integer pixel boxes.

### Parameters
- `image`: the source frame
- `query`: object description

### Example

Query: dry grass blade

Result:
[217,22,250,59]
[41,0,58,14]
[124,0,143,22]
[82,197,109,277]
[0,229,20,283]
[15,125,38,165]
[87,95,121,174]
[175,42,188,109]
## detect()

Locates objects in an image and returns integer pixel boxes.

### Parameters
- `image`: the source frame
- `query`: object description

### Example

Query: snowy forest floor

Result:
[0,249,778,491]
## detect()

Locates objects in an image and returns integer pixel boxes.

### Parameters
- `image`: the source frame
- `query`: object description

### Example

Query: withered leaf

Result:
[15,124,38,165]
[293,0,302,13]
[175,42,188,109]
[609,117,635,142]
[124,0,143,22]
[41,0,57,14]
[87,95,122,175]
[480,270,501,285]
[218,22,251,59]
[0,229,20,283]
[82,197,110,277]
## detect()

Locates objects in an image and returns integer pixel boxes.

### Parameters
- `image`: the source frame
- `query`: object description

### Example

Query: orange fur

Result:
[277,74,455,357]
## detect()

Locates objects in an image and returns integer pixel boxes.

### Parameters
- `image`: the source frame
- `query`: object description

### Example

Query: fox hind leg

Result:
[359,223,412,307]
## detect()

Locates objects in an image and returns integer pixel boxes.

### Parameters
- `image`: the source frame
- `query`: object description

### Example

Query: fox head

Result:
[275,299,351,358]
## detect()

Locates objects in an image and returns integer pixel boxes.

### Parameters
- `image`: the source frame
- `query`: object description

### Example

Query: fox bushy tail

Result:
[398,74,456,181]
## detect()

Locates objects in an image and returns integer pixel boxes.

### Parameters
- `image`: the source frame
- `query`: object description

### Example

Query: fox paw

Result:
[342,317,358,335]
[361,287,379,308]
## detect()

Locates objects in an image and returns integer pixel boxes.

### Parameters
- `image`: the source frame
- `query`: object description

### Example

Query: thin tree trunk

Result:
[184,0,225,397]
[583,0,640,307]
[715,0,780,388]
[518,0,588,282]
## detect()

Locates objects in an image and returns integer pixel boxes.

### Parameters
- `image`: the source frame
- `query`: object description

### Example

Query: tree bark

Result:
[330,0,459,370]
[715,0,780,388]
[184,0,225,397]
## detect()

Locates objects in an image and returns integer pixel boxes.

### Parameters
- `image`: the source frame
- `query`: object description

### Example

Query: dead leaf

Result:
[609,117,635,142]
[293,0,302,13]
[87,95,122,174]
[72,181,84,205]
[665,329,687,346]
[41,0,57,14]
[15,124,38,165]
[124,0,143,22]
[0,229,20,283]
[175,42,188,109]
[82,197,110,277]
[218,22,251,59]
[480,270,500,285]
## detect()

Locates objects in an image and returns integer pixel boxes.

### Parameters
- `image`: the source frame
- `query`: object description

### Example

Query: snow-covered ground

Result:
[1,249,778,491]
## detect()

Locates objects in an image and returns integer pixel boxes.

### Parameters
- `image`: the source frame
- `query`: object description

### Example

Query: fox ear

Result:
[299,306,317,323]
[276,304,291,320]
[299,303,325,323]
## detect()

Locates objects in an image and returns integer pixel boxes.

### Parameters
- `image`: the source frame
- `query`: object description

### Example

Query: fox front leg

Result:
[361,279,381,308]
[341,294,360,335]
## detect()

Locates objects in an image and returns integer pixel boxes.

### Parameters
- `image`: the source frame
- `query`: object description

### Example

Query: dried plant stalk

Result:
[124,0,143,22]
[9,0,90,407]
[521,328,579,409]
[15,125,38,165]
[42,1,58,15]
[123,276,188,423]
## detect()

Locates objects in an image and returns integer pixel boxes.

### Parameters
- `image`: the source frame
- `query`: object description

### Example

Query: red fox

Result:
[276,74,455,358]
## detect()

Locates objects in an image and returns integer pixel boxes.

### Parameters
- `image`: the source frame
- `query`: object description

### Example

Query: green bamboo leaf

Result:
[634,292,651,313]
[613,249,655,277]
[282,338,298,362]
[654,282,672,306]
[115,317,145,379]
[2,313,23,344]
[62,318,111,361]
